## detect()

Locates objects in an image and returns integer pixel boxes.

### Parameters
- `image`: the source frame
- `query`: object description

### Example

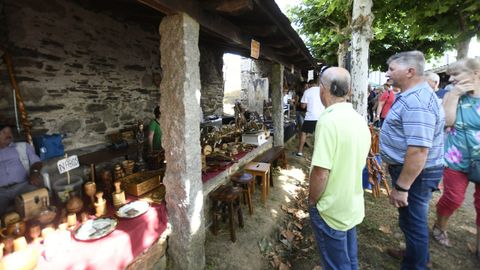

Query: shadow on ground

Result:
[205,136,479,270]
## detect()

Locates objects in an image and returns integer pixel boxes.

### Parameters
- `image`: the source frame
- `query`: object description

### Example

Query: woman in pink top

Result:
[375,84,397,126]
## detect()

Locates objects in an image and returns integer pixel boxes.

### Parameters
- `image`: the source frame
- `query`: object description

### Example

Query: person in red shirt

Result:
[375,84,397,126]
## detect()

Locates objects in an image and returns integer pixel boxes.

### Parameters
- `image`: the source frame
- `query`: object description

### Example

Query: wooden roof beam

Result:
[137,0,298,69]
[201,0,253,15]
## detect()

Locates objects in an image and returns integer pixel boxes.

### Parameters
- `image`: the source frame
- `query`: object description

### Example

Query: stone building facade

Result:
[0,0,163,150]
[0,0,227,151]
[240,58,271,114]
[199,45,224,117]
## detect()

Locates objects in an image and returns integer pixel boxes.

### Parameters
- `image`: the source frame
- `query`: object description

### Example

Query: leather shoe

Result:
[386,248,432,269]
[386,248,405,259]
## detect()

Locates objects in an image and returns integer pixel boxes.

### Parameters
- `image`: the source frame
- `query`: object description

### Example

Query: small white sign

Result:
[57,155,80,174]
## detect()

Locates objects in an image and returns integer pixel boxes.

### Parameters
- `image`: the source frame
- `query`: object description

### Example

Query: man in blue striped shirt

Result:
[380,51,445,270]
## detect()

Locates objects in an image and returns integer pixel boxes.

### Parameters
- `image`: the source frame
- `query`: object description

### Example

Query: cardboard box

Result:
[242,132,267,146]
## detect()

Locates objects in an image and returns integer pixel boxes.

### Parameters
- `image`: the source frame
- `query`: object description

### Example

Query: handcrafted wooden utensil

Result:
[94,192,107,217]
[112,181,126,209]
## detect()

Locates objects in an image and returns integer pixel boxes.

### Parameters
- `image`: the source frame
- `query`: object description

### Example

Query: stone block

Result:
[61,120,81,134]
[86,104,108,112]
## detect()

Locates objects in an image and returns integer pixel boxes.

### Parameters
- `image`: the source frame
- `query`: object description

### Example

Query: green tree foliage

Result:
[289,0,479,70]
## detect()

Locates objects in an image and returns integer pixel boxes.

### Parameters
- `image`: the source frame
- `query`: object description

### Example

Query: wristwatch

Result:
[394,183,409,192]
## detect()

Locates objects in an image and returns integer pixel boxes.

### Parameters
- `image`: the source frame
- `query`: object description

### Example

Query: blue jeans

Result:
[309,206,358,270]
[388,164,443,270]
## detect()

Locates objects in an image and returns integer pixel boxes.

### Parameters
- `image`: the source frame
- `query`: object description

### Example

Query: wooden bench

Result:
[253,146,287,186]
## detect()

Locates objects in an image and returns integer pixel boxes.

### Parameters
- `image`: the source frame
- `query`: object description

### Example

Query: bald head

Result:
[425,71,440,91]
[320,67,351,97]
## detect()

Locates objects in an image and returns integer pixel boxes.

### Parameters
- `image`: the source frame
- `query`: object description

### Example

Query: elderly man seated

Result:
[0,123,43,216]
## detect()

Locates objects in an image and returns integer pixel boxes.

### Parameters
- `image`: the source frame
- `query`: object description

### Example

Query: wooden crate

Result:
[120,170,163,196]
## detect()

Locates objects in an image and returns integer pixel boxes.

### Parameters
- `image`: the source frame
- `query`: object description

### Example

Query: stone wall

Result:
[199,45,224,117]
[240,58,271,114]
[0,0,162,150]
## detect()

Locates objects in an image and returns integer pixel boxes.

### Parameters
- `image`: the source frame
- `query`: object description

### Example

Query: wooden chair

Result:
[209,185,244,242]
[230,172,254,215]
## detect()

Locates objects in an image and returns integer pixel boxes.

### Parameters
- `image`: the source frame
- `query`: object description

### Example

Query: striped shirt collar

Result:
[397,81,431,98]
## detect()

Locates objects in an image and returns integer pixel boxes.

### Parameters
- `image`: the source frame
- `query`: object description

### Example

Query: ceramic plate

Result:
[116,200,150,219]
[74,217,117,241]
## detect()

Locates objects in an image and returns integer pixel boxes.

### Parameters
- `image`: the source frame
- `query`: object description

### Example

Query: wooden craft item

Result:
[112,181,126,209]
[28,223,42,244]
[36,207,57,225]
[13,236,27,252]
[2,236,14,255]
[120,170,163,196]
[15,188,49,220]
[0,220,26,238]
[113,164,125,180]
[60,208,67,224]
[90,163,96,182]
[94,192,107,217]
[80,212,89,224]
[122,160,135,176]
[41,227,54,239]
[67,213,77,230]
[84,181,97,207]
[66,191,84,214]
[100,170,113,201]
[3,51,33,144]
[2,211,21,226]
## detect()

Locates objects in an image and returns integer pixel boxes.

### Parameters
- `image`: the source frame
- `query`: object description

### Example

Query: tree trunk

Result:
[456,37,471,60]
[337,40,349,68]
[350,0,373,118]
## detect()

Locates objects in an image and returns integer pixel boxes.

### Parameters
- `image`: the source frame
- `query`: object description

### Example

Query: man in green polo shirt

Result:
[308,66,371,269]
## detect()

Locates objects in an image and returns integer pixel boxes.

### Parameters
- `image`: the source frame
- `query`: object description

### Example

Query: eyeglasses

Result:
[320,65,330,77]
[319,65,330,88]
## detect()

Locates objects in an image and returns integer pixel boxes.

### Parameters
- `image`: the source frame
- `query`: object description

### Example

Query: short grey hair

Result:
[446,58,480,75]
[321,68,351,97]
[425,72,440,84]
[387,50,425,76]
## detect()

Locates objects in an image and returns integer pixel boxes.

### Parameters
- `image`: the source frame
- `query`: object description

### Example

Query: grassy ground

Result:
[204,135,479,269]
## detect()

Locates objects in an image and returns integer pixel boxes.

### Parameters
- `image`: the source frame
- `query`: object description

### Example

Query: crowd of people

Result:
[300,51,480,270]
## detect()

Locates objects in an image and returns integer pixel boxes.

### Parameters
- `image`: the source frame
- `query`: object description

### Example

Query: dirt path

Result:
[204,136,479,269]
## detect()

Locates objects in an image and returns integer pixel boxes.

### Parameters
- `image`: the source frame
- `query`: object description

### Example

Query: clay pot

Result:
[66,191,84,214]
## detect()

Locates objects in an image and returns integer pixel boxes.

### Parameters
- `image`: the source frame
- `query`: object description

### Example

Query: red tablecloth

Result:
[201,151,250,183]
[33,202,168,270]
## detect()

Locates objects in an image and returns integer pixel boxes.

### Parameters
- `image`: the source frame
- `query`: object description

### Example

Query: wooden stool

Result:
[230,172,254,215]
[210,185,244,242]
[244,162,271,205]
[253,146,287,187]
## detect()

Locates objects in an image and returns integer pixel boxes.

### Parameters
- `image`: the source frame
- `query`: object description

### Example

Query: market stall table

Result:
[8,201,168,270]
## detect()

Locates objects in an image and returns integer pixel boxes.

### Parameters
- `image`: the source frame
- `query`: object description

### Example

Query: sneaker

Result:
[295,152,303,157]
[432,224,452,247]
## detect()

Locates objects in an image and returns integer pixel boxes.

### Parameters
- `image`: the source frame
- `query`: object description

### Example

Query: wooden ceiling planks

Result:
[136,0,316,71]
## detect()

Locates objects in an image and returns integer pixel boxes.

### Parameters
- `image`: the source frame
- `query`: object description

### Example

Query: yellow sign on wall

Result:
[251,39,260,59]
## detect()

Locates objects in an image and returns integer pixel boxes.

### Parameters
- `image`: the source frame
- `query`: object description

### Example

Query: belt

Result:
[0,182,20,189]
